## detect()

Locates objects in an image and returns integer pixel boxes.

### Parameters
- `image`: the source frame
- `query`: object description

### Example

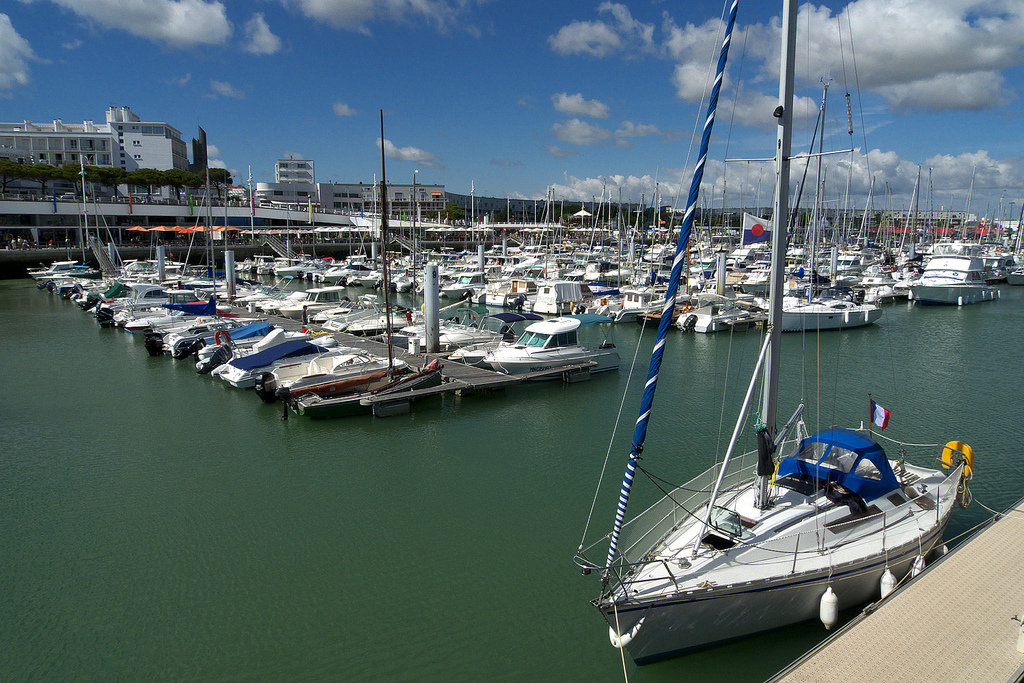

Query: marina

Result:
[2,269,1024,681]
[5,0,1024,677]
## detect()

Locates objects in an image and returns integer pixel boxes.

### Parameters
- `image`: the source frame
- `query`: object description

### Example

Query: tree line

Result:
[0,159,233,200]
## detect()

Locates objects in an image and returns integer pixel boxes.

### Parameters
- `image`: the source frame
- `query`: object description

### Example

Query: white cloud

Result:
[168,72,191,86]
[0,14,34,91]
[552,92,609,119]
[51,0,232,48]
[551,118,611,146]
[743,0,1024,113]
[491,158,523,167]
[243,13,281,55]
[546,145,578,159]
[62,38,83,50]
[548,2,654,57]
[210,79,244,98]
[289,0,466,34]
[332,101,357,116]
[377,137,444,168]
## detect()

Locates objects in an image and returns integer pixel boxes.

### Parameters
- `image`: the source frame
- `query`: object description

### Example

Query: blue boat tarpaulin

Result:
[164,297,217,316]
[227,340,329,372]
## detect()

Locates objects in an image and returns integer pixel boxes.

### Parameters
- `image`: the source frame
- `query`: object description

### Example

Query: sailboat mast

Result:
[759,0,797,507]
[379,110,394,372]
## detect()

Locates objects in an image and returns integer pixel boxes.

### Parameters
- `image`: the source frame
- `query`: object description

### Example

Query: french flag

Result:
[871,399,892,430]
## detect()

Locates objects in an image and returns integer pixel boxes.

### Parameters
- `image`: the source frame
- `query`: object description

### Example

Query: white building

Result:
[275,158,314,184]
[0,106,188,172]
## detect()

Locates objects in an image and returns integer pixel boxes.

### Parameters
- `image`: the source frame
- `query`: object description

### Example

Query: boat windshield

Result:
[518,331,551,348]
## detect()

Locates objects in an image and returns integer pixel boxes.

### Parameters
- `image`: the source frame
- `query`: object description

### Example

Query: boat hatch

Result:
[702,506,743,550]
[775,428,900,502]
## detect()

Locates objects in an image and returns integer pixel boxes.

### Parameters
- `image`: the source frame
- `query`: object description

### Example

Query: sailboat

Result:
[573,0,973,664]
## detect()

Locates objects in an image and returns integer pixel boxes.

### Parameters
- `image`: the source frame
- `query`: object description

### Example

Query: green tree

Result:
[125,168,165,196]
[164,169,201,199]
[444,202,465,222]
[25,164,60,196]
[207,168,233,201]
[0,159,30,195]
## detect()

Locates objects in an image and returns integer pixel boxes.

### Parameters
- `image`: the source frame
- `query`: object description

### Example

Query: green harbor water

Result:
[1,278,1022,681]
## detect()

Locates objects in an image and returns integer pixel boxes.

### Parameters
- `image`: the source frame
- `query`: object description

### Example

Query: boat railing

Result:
[599,462,962,596]
[615,459,759,565]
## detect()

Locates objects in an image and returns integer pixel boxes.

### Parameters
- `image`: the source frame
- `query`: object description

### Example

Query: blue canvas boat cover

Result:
[775,428,901,502]
[227,340,328,371]
[202,321,274,344]
[164,297,217,315]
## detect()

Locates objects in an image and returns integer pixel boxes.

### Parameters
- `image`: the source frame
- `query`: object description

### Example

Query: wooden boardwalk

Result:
[770,495,1024,683]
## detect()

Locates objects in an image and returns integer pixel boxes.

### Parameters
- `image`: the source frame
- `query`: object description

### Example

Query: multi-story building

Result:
[0,106,188,172]
[275,158,314,184]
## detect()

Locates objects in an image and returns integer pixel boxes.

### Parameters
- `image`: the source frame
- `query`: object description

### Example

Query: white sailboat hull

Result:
[601,524,943,663]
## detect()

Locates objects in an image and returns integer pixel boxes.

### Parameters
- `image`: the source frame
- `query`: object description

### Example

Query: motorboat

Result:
[779,287,882,332]
[292,359,444,419]
[909,251,1000,305]
[214,338,336,388]
[532,281,588,315]
[163,320,272,358]
[441,271,486,299]
[447,312,543,366]
[253,348,399,403]
[196,326,307,374]
[484,315,619,377]
[675,293,763,333]
[276,286,351,320]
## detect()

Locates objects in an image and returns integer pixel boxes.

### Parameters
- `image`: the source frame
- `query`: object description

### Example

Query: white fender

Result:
[880,568,896,599]
[608,616,646,649]
[820,587,838,630]
[911,554,926,577]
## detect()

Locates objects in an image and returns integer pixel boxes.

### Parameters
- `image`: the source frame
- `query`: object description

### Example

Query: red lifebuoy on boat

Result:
[214,330,232,345]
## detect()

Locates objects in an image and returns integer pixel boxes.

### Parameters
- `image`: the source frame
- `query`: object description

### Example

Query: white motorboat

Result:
[574,2,972,665]
[277,286,351,320]
[214,337,336,388]
[779,287,882,332]
[675,293,762,333]
[447,312,543,366]
[909,252,1000,305]
[441,271,486,299]
[532,281,588,315]
[484,315,619,377]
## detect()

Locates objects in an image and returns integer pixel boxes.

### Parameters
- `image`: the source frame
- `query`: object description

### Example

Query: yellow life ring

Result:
[940,440,974,479]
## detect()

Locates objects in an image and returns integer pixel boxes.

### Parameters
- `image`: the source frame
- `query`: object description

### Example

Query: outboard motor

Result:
[95,305,116,327]
[143,330,165,356]
[253,372,279,403]
[196,343,232,374]
[680,314,698,332]
[172,338,205,360]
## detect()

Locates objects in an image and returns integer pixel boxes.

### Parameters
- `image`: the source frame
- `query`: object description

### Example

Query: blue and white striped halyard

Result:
[605,0,740,569]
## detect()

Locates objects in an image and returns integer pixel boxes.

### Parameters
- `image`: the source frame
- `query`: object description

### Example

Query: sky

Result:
[2,0,1024,220]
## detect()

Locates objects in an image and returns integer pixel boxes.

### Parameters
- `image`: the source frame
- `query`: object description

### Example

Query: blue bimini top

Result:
[775,428,901,502]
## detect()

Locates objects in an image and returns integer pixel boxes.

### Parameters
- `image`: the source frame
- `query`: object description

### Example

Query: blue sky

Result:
[3,0,1023,219]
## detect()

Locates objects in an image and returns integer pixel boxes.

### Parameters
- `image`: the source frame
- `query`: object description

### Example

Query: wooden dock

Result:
[229,308,601,415]
[769,496,1024,683]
